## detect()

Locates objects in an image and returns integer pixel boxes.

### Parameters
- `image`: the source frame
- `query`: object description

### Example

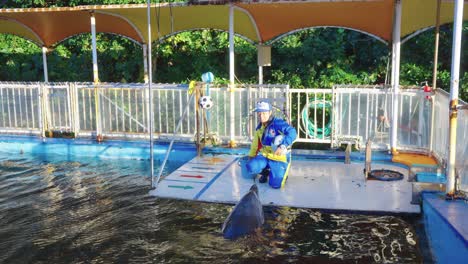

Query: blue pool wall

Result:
[0,135,197,162]
[1,135,397,164]
[422,192,468,263]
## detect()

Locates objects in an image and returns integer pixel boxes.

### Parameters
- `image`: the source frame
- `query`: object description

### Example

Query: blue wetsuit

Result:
[246,116,297,188]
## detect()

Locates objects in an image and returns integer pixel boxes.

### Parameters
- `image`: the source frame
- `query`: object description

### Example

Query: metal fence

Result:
[0,82,41,134]
[457,108,468,193]
[0,81,466,191]
[431,90,467,193]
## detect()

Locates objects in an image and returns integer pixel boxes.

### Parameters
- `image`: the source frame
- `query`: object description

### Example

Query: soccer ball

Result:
[199,96,213,109]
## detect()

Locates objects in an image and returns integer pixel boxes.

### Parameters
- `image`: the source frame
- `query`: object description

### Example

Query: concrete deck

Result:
[149,154,420,214]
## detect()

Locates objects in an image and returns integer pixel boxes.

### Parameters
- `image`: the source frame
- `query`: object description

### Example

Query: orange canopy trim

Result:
[0,1,466,48]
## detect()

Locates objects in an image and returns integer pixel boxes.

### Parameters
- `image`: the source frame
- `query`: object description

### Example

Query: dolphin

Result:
[221,184,264,239]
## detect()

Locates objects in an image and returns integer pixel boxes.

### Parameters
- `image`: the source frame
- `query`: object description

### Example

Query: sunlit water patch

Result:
[0,152,429,263]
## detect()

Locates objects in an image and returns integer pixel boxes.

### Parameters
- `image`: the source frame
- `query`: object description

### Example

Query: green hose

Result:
[301,100,332,139]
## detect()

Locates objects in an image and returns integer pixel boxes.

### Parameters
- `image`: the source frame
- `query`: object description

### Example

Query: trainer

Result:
[246,100,297,189]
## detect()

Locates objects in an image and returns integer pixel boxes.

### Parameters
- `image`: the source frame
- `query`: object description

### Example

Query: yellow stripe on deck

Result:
[392,153,438,167]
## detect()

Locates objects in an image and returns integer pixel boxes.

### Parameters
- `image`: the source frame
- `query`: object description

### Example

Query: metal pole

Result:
[155,91,196,188]
[42,46,49,83]
[143,43,149,84]
[446,0,463,196]
[390,0,402,154]
[429,0,441,154]
[228,4,236,147]
[258,66,263,85]
[38,83,45,138]
[90,12,102,141]
[90,12,99,83]
[147,1,156,188]
[432,0,441,90]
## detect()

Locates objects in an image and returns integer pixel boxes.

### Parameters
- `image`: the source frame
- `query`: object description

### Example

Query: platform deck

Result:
[149,154,420,214]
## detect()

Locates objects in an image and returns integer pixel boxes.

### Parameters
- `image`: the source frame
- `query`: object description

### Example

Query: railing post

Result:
[70,83,80,137]
[446,0,463,196]
[94,83,102,141]
[41,82,52,137]
[228,4,236,148]
[37,83,45,138]
[390,0,402,154]
[331,86,336,148]
[66,82,73,133]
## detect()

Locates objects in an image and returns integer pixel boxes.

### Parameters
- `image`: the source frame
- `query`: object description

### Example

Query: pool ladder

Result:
[152,91,197,189]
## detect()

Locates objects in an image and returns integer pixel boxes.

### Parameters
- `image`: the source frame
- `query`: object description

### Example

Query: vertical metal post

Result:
[66,83,72,131]
[90,12,99,83]
[196,86,201,156]
[429,0,441,154]
[147,1,156,188]
[432,0,441,91]
[446,0,463,196]
[390,0,402,154]
[42,46,49,83]
[38,83,45,138]
[258,66,263,85]
[345,143,351,164]
[143,43,149,84]
[72,83,80,135]
[365,139,372,179]
[418,96,424,147]
[228,4,236,147]
[90,12,102,140]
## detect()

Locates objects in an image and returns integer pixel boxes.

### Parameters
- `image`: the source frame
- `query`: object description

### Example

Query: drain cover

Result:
[369,169,403,181]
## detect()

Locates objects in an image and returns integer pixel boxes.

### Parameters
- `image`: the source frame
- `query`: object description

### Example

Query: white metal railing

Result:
[289,88,333,144]
[332,86,394,149]
[0,81,466,191]
[0,82,438,149]
[432,90,451,162]
[0,82,41,134]
[457,108,468,193]
[395,88,432,152]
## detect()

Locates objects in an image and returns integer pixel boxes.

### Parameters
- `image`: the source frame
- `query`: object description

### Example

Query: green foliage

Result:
[0,34,41,81]
[267,28,388,88]
[401,23,468,97]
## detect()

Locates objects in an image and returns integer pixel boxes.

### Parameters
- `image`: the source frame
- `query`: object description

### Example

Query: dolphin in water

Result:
[221,184,264,239]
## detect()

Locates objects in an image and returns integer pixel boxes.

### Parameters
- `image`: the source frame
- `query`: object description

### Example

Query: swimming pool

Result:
[0,137,430,263]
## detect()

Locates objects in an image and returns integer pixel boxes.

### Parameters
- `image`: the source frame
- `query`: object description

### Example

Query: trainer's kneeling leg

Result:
[267,160,289,189]
[246,155,268,175]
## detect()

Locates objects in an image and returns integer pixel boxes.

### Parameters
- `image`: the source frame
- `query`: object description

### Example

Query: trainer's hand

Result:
[274,145,286,156]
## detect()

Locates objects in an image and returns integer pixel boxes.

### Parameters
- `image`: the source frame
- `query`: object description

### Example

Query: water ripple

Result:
[0,153,427,263]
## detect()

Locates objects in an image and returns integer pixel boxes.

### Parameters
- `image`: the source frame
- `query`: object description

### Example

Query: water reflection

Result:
[0,153,426,263]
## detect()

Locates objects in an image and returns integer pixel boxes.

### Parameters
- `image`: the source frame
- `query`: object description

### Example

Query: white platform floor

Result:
[149,154,420,214]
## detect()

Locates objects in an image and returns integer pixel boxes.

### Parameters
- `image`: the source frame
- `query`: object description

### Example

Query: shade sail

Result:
[402,0,468,40]
[237,1,394,43]
[0,1,466,48]
[101,4,259,43]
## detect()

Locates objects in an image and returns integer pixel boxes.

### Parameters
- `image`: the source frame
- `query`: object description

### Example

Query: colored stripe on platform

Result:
[193,157,239,200]
[392,153,438,167]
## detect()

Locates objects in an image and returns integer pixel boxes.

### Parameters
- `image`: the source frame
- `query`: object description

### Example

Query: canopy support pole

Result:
[90,12,99,84]
[429,0,441,154]
[90,12,102,141]
[446,0,463,196]
[390,0,402,154]
[431,0,441,91]
[42,46,48,83]
[258,66,263,85]
[228,4,236,147]
[147,1,155,188]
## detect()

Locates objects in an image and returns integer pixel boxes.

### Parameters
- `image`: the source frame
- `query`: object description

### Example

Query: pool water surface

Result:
[0,146,431,263]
